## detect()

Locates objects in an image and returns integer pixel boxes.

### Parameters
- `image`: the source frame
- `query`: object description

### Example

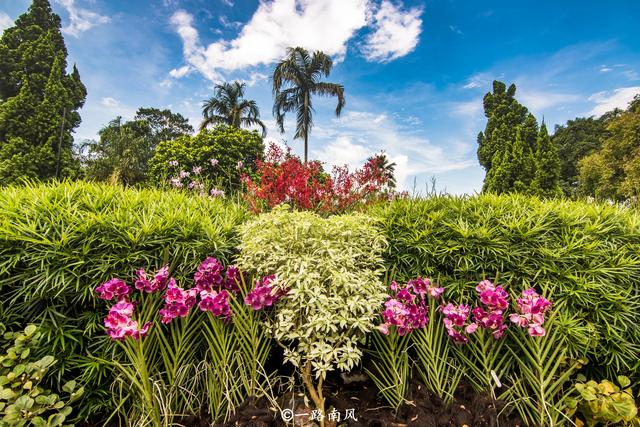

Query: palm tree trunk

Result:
[304,92,309,163]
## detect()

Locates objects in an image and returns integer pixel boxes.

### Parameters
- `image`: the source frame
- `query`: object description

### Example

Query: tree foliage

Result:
[149,125,264,191]
[0,0,86,183]
[83,108,192,186]
[552,116,610,196]
[578,95,640,200]
[272,47,345,162]
[478,81,562,196]
[200,81,265,136]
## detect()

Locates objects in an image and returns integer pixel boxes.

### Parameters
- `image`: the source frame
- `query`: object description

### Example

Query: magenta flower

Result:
[168,160,179,167]
[236,160,244,170]
[95,278,131,301]
[170,177,183,188]
[134,265,170,293]
[159,279,198,324]
[377,278,434,336]
[224,265,242,293]
[441,303,473,344]
[199,289,232,320]
[468,280,510,339]
[244,275,286,310]
[509,288,551,337]
[194,257,225,292]
[192,166,202,175]
[103,301,151,341]
[209,158,219,167]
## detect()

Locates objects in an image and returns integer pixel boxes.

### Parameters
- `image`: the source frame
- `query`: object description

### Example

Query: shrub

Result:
[0,181,248,419]
[0,324,84,426]
[369,194,640,374]
[241,143,397,214]
[148,125,264,192]
[569,375,639,426]
[236,206,387,419]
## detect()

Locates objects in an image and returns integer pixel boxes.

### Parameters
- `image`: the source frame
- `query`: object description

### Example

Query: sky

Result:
[1,0,640,194]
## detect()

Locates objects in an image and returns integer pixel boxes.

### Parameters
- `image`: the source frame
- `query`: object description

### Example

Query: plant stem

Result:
[302,361,325,427]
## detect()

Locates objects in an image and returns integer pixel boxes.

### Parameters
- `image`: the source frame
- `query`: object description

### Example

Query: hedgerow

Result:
[0,181,249,417]
[369,194,640,373]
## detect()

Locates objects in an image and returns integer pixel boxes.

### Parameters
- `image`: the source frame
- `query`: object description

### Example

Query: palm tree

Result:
[200,81,266,137]
[272,47,345,162]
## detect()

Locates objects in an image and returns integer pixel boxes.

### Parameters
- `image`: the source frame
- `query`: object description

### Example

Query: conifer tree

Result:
[478,80,540,194]
[0,0,86,182]
[532,122,562,196]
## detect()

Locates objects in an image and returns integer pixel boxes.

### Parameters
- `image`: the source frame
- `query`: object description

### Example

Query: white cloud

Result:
[219,15,242,29]
[600,66,613,73]
[221,0,235,6]
[362,0,423,62]
[169,65,192,78]
[56,0,110,37]
[310,110,474,190]
[450,98,483,118]
[101,97,120,108]
[588,87,640,116]
[170,0,369,81]
[169,0,423,81]
[462,73,491,90]
[518,90,580,112]
[0,11,13,34]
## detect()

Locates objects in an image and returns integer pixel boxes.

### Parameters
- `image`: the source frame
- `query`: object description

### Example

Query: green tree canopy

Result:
[148,125,264,191]
[532,122,561,197]
[200,81,265,136]
[0,0,86,183]
[82,108,193,186]
[578,95,640,200]
[552,116,613,196]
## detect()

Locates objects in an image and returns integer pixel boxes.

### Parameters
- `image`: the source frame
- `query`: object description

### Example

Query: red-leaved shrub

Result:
[241,143,399,213]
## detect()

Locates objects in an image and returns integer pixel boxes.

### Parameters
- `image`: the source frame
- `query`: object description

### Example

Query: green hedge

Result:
[369,194,640,373]
[0,181,248,416]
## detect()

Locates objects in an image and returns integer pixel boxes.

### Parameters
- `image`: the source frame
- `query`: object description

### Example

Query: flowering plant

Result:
[241,143,400,214]
[93,258,273,424]
[367,277,444,410]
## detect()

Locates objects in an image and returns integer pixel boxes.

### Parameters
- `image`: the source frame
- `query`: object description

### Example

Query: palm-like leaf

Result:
[272,46,346,162]
[200,81,266,136]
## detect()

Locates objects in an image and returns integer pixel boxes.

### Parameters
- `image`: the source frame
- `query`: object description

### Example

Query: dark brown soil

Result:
[219,374,524,427]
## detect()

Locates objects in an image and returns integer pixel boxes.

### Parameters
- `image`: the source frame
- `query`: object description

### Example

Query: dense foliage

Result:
[82,108,192,186]
[369,194,640,373]
[149,125,264,192]
[0,181,248,418]
[578,95,640,201]
[236,207,387,417]
[0,324,84,426]
[0,0,86,183]
[552,116,609,196]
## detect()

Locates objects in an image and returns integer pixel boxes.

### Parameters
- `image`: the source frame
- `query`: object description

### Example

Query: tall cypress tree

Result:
[0,0,86,182]
[478,80,539,194]
[532,122,561,196]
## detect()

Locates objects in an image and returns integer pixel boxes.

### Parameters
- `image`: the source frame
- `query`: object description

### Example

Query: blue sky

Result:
[1,0,640,193]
